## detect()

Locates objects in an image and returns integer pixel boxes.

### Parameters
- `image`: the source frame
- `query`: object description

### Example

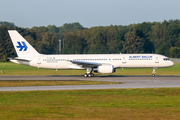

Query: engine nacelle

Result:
[94,64,116,74]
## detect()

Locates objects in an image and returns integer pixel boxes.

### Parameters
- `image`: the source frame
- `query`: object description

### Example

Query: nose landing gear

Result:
[152,67,157,77]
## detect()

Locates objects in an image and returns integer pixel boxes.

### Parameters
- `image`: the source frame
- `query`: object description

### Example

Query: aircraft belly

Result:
[112,62,121,68]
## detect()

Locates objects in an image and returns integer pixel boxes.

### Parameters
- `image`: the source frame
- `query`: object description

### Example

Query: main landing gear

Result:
[84,68,94,77]
[84,73,94,77]
[152,67,157,77]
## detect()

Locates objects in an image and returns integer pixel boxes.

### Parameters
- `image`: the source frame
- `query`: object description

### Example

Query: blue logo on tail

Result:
[16,41,28,51]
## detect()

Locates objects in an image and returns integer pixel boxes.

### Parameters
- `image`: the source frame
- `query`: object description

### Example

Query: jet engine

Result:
[93,64,116,74]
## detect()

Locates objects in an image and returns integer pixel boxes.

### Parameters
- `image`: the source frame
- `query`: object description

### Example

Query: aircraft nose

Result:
[169,61,174,66]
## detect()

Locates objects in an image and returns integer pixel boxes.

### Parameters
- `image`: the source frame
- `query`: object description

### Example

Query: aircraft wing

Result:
[69,60,101,68]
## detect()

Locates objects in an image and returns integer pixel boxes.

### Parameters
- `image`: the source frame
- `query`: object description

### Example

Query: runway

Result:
[0,76,180,91]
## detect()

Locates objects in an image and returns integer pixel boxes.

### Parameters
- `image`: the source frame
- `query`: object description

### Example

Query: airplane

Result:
[8,30,174,77]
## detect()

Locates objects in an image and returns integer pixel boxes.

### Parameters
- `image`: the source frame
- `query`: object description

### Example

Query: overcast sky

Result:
[1,0,180,28]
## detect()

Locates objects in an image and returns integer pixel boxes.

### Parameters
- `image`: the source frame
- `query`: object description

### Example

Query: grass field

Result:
[1,88,180,120]
[0,62,180,76]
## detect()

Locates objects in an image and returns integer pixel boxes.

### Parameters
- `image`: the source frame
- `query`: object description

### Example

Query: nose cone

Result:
[169,61,174,67]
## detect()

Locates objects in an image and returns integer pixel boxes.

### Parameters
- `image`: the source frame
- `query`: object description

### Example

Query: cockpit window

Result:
[163,58,170,61]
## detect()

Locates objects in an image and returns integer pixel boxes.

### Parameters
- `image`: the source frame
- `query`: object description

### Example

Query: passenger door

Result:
[155,57,159,63]
[37,57,41,64]
[122,57,126,64]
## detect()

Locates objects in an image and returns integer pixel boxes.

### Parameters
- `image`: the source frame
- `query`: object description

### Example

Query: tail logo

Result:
[16,41,28,51]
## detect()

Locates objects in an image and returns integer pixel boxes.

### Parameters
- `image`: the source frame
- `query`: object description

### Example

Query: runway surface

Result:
[0,75,180,91]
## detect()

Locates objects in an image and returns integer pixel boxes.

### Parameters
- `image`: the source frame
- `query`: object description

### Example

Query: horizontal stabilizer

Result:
[8,57,31,62]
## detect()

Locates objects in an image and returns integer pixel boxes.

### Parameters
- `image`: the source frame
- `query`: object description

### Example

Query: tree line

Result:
[0,20,180,62]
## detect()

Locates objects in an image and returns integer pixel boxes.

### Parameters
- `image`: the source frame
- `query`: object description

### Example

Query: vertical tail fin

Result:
[8,30,39,57]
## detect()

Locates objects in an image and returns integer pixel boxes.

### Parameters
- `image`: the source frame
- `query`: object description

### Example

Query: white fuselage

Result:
[11,54,174,69]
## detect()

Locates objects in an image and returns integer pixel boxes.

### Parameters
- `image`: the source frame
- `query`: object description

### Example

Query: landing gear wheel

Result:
[84,74,88,77]
[88,74,92,77]
[84,73,94,77]
[152,74,155,77]
[87,73,94,77]
[90,73,94,77]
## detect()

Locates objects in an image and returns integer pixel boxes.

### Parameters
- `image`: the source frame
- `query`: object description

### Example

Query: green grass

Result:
[0,62,180,76]
[1,88,180,120]
[0,80,121,87]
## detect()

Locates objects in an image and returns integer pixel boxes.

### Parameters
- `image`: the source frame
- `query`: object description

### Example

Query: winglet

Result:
[8,30,39,57]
